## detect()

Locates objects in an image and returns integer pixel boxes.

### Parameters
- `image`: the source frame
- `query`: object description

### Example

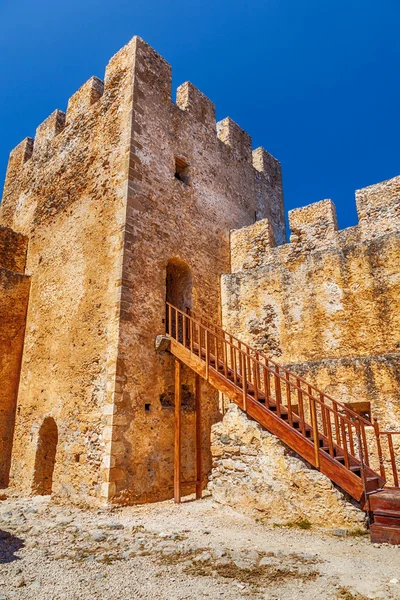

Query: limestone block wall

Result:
[0,36,286,504]
[0,43,134,502]
[0,226,30,487]
[209,404,365,531]
[106,38,286,504]
[222,176,400,426]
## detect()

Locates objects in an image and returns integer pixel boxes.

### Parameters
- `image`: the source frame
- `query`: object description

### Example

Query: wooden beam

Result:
[174,359,182,504]
[195,373,202,499]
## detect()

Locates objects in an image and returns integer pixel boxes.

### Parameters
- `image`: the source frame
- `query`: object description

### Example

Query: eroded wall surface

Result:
[209,404,365,530]
[0,43,136,502]
[0,226,30,487]
[222,177,400,424]
[0,36,285,504]
[106,38,285,504]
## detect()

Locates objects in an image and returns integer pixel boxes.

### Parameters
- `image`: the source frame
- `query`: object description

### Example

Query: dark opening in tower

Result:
[166,258,193,340]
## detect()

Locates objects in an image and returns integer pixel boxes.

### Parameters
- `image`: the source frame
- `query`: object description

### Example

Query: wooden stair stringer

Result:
[170,338,365,502]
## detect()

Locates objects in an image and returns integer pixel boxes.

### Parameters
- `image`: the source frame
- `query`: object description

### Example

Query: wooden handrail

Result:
[166,302,399,491]
[188,306,372,427]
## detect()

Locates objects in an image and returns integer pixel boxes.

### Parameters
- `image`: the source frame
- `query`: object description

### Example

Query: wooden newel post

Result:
[195,373,202,499]
[174,359,182,504]
[374,417,386,481]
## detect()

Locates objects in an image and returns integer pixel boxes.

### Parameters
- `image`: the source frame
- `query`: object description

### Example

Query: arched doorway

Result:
[32,417,58,495]
[166,258,193,342]
[166,258,192,312]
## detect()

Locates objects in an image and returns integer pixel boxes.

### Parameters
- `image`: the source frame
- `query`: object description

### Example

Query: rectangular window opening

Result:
[345,401,371,422]
[175,157,190,185]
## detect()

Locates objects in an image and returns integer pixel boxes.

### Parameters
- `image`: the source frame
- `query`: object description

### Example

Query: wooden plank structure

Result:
[166,301,400,544]
[173,362,203,504]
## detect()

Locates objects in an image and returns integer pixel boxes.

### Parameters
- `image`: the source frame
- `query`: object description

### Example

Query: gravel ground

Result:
[0,494,399,599]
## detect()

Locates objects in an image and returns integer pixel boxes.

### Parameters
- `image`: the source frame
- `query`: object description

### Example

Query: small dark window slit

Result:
[175,157,190,185]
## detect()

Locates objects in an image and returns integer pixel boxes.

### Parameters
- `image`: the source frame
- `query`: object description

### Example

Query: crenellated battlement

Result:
[66,76,104,124]
[176,81,216,130]
[1,35,283,241]
[216,117,253,163]
[230,175,400,272]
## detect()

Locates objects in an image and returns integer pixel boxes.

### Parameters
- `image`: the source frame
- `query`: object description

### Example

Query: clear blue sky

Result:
[1,0,399,230]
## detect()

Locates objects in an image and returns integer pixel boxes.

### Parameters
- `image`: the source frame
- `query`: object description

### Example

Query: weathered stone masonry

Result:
[217,177,400,517]
[2,34,398,522]
[0,226,30,488]
[222,177,400,426]
[0,36,284,504]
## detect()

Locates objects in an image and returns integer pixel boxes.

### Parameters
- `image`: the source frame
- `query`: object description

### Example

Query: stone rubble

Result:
[0,495,399,600]
[209,404,366,531]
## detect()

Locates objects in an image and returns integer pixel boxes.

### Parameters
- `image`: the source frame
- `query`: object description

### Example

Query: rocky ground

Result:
[0,494,399,600]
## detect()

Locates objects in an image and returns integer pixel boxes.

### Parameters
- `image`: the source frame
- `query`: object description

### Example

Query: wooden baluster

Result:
[333,401,341,446]
[242,353,247,412]
[310,395,320,468]
[373,418,386,481]
[182,313,187,348]
[285,372,293,426]
[205,329,209,381]
[168,304,172,337]
[223,338,228,378]
[325,406,335,457]
[253,357,259,403]
[233,346,238,385]
[360,422,369,467]
[340,417,350,470]
[189,318,193,353]
[255,353,261,393]
[347,421,355,456]
[246,352,252,389]
[320,393,328,437]
[264,365,271,409]
[199,323,203,358]
[387,434,399,487]
[297,382,306,436]
[275,366,282,417]
[229,336,234,378]
[215,333,219,373]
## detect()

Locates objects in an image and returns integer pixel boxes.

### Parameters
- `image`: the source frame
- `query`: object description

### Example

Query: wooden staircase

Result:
[165,302,400,544]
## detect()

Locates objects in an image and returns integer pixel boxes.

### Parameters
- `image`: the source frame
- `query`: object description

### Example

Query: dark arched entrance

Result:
[166,258,193,342]
[166,258,192,312]
[32,417,58,495]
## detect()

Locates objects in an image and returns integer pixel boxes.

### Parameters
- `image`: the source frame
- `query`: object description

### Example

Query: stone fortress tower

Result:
[1,35,399,527]
[0,36,285,504]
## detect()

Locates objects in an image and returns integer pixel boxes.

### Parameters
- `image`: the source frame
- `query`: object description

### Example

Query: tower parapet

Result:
[217,117,252,163]
[176,82,216,130]
[356,176,400,239]
[230,176,400,273]
[66,77,104,123]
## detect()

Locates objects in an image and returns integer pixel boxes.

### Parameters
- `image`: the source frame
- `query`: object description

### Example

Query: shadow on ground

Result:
[0,530,24,563]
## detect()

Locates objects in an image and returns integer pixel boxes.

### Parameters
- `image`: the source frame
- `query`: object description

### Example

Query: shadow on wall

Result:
[32,417,58,495]
[0,530,24,563]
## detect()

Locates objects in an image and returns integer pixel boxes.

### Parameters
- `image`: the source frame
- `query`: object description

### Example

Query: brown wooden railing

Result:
[166,302,400,496]
[374,422,400,487]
